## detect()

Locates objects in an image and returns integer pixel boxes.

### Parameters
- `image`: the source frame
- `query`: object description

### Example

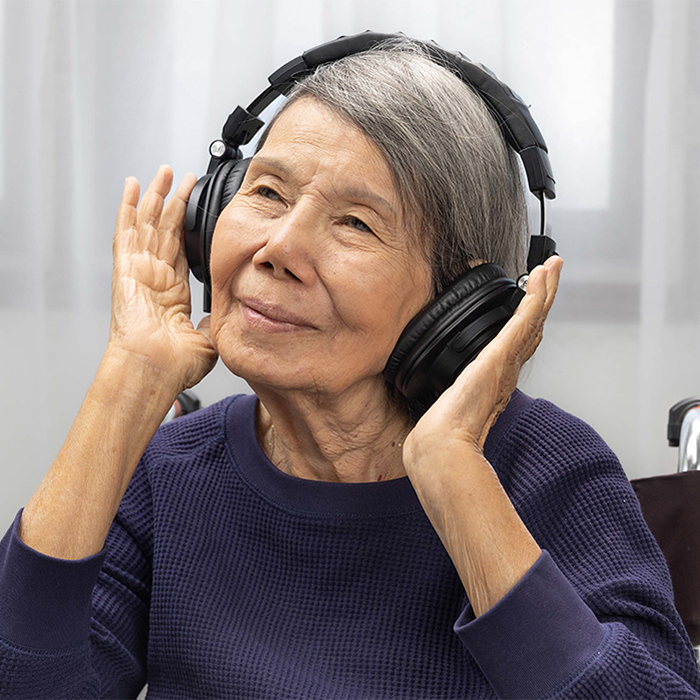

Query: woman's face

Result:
[209,97,433,397]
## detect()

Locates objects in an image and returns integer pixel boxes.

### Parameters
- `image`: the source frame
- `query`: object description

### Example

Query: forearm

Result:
[19,348,180,560]
[407,443,541,617]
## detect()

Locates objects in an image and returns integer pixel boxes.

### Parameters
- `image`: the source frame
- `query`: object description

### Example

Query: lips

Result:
[239,297,316,328]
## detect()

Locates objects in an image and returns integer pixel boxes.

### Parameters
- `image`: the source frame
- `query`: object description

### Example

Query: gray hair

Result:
[256,36,529,295]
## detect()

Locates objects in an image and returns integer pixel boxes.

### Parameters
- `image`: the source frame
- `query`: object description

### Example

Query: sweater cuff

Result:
[0,508,106,650]
[454,550,606,699]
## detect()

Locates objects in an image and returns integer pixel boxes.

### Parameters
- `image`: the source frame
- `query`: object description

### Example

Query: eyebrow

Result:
[250,155,396,220]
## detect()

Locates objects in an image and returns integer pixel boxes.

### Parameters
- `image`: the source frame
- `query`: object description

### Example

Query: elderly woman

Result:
[1,38,699,700]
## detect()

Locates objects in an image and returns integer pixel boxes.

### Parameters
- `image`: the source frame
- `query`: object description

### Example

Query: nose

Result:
[252,198,319,284]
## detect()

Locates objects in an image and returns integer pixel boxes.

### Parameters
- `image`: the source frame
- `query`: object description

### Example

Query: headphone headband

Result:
[217,31,555,200]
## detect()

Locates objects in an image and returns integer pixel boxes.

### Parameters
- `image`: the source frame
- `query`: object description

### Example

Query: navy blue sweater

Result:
[1,390,699,699]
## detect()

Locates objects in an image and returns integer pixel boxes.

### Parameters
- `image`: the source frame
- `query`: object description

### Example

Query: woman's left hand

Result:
[400,256,563,616]
[402,255,563,471]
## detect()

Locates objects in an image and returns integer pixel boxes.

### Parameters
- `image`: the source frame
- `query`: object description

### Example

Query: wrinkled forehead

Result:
[258,100,391,178]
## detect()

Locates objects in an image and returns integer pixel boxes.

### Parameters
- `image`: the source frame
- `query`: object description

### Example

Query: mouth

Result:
[239,297,317,333]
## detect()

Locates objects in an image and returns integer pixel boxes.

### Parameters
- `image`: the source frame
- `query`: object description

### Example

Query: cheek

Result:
[209,206,249,291]
[330,256,430,353]
[208,207,256,343]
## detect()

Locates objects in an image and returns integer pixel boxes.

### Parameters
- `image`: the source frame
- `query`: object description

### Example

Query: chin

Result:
[216,337,310,392]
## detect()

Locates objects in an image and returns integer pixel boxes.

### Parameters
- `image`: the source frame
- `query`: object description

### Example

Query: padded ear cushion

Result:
[383,262,508,384]
[220,158,251,212]
[200,158,251,289]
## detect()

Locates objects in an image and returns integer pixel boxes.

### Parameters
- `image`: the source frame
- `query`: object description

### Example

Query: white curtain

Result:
[1,0,699,522]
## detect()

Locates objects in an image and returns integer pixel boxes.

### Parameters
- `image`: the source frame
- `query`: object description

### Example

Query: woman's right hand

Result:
[107,166,218,393]
[18,167,219,560]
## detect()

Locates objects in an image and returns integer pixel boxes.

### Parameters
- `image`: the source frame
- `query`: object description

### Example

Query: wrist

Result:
[99,345,183,405]
[403,434,482,485]
[405,441,541,616]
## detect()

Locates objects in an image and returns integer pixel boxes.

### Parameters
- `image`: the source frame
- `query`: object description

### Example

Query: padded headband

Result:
[211,31,555,200]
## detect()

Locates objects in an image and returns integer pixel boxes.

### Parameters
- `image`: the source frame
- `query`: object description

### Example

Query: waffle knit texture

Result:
[1,389,699,699]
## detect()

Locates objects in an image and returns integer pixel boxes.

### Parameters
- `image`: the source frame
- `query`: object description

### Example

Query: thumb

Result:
[196,315,213,342]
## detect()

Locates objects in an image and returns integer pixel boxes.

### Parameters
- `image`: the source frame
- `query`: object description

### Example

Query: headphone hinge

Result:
[526,234,558,273]
[222,106,265,147]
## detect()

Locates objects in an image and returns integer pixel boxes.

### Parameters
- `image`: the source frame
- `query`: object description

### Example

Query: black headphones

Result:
[184,31,558,411]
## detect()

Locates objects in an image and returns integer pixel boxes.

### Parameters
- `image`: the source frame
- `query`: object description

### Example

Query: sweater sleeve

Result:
[454,399,700,699]
[0,457,153,699]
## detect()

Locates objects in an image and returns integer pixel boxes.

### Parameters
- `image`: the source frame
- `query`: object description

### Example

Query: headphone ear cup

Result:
[200,158,251,297]
[383,263,523,409]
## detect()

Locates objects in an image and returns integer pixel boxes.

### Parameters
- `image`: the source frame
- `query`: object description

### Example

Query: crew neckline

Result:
[225,389,532,518]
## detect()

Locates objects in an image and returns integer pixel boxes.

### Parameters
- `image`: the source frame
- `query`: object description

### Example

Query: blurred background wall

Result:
[1,0,699,525]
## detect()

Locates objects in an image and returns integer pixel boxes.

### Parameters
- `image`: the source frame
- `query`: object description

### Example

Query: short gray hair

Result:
[256,36,529,295]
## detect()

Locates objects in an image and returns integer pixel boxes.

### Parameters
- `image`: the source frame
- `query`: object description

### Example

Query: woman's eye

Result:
[254,185,281,201]
[343,216,374,234]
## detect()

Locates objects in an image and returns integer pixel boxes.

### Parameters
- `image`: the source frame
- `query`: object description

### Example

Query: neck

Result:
[252,380,413,483]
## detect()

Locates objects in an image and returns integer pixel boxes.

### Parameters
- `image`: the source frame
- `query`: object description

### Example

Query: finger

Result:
[113,176,140,257]
[451,265,547,398]
[453,265,551,404]
[116,177,140,229]
[196,314,212,341]
[522,264,549,340]
[542,255,563,316]
[518,265,548,318]
[160,172,198,234]
[135,165,174,231]
[446,270,545,416]
[520,260,562,360]
[490,266,547,358]
[174,226,191,281]
[157,172,199,263]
